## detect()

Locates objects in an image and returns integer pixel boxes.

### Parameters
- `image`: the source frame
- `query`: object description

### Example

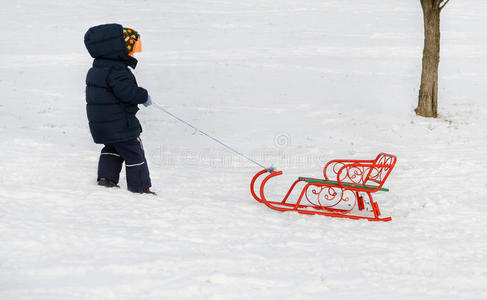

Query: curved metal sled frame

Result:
[250,153,396,222]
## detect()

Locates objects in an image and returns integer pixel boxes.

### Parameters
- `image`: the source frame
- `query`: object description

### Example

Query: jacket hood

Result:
[84,23,138,68]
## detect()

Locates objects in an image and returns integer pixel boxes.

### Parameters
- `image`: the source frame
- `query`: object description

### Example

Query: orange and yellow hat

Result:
[123,27,142,56]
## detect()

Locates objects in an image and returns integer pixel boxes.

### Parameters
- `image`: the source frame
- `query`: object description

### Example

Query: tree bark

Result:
[416,1,441,118]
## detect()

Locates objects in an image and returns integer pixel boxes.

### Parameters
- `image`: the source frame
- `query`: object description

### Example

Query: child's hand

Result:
[143,95,152,107]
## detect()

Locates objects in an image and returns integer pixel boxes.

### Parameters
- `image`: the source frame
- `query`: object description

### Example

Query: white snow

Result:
[1,0,486,299]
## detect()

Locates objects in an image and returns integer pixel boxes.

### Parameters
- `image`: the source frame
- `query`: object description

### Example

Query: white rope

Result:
[151,101,273,172]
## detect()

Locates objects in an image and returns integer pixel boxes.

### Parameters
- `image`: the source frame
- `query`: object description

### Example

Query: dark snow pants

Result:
[97,138,151,192]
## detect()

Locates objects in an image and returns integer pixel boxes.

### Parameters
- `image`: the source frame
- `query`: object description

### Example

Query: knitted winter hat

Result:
[123,27,141,55]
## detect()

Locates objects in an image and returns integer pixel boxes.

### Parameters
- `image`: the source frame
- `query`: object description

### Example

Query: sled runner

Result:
[250,153,397,221]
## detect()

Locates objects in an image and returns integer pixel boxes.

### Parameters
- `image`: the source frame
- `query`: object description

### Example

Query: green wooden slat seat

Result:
[298,177,389,192]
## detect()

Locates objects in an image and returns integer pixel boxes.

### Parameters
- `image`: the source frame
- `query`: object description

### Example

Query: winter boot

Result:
[128,187,156,195]
[142,189,157,195]
[98,178,119,188]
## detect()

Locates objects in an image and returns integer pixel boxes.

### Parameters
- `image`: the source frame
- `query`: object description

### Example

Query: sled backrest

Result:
[323,153,397,190]
[362,153,397,189]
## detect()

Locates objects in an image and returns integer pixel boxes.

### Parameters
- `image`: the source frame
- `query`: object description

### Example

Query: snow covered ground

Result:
[1,0,486,299]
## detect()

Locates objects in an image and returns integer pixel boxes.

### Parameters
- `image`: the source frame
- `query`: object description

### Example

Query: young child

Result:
[84,24,154,194]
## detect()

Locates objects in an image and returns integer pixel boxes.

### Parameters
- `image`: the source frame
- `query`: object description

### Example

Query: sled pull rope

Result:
[152,101,274,172]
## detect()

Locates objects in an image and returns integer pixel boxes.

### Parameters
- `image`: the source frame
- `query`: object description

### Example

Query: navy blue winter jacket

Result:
[84,23,148,144]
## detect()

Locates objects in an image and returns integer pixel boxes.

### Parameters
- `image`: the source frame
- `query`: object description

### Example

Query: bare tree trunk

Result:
[416,1,441,118]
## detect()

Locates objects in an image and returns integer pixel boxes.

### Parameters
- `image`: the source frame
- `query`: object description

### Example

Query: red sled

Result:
[250,153,397,222]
